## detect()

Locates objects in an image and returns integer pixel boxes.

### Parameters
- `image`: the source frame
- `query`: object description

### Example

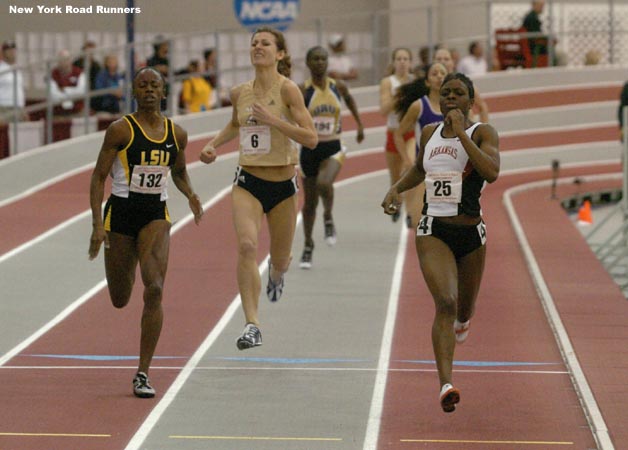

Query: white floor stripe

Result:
[124,168,390,449]
[363,221,408,450]
[503,176,616,450]
[0,186,232,367]
[0,365,569,375]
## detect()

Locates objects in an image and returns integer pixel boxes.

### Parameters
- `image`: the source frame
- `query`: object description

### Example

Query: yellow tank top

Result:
[303,77,342,142]
[237,76,298,166]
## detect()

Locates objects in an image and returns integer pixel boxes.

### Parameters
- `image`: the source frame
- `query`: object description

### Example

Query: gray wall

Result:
[0,0,385,37]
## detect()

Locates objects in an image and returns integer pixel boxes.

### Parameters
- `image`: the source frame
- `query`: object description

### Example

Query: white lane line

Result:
[0,163,95,208]
[0,365,569,375]
[124,169,388,450]
[0,148,387,265]
[503,175,617,450]
[0,186,232,368]
[363,220,408,450]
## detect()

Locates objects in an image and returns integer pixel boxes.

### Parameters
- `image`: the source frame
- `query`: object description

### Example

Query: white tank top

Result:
[386,74,413,129]
[422,122,485,217]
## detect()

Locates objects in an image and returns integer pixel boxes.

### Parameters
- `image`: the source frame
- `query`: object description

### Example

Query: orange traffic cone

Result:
[578,200,593,225]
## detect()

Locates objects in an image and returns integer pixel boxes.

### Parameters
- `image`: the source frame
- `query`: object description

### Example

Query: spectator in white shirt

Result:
[0,40,27,123]
[456,41,488,77]
[327,34,358,82]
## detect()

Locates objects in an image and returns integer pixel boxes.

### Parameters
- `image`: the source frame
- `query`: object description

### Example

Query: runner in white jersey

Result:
[381,72,500,414]
[379,47,414,222]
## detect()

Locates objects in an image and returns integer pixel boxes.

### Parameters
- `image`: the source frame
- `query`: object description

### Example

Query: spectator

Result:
[73,40,101,110]
[203,48,218,89]
[456,41,488,77]
[93,54,124,115]
[413,45,431,78]
[146,35,170,110]
[327,34,358,82]
[0,40,27,123]
[50,49,86,117]
[584,50,601,66]
[618,79,628,140]
[522,0,548,58]
[203,48,223,108]
[180,60,212,113]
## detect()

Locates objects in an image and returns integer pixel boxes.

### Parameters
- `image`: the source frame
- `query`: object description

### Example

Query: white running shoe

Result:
[439,383,460,413]
[454,319,470,344]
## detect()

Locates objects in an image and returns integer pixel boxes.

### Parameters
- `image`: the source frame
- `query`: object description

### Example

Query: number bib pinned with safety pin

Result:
[240,125,271,155]
[425,171,462,203]
[130,165,169,194]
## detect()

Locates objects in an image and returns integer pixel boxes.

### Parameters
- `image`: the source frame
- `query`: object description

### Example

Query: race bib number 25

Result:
[425,171,462,204]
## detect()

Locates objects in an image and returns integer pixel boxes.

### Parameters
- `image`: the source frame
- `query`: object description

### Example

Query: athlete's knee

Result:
[108,284,133,309]
[434,294,457,317]
[143,281,164,305]
[316,179,333,197]
[237,238,258,260]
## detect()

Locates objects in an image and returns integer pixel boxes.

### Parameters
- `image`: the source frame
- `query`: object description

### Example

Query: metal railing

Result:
[2,1,628,156]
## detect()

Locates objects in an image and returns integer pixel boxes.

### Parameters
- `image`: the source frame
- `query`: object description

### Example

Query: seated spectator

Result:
[0,40,27,123]
[93,54,124,115]
[456,41,488,77]
[180,60,212,113]
[73,40,101,110]
[49,49,86,117]
[327,34,358,82]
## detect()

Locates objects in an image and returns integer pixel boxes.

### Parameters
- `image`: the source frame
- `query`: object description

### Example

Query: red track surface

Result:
[1,84,626,449]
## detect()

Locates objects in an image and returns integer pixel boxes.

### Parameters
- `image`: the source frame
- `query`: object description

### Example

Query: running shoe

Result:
[439,383,460,413]
[266,262,284,302]
[324,219,337,246]
[454,319,470,344]
[299,244,314,269]
[236,323,263,350]
[133,371,155,398]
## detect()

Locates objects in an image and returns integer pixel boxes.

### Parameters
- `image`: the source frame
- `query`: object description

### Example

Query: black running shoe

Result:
[236,323,262,350]
[299,244,314,269]
[133,371,155,398]
[266,262,284,302]
[324,220,337,246]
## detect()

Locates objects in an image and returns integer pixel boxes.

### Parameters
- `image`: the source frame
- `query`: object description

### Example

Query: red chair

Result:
[495,27,548,69]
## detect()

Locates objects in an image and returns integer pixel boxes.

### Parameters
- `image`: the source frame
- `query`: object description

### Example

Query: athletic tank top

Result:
[421,122,486,217]
[110,114,179,201]
[415,95,443,138]
[237,76,298,166]
[303,77,342,142]
[386,74,414,129]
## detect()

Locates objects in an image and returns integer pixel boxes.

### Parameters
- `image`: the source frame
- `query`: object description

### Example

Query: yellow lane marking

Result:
[0,432,110,438]
[401,439,573,445]
[170,435,342,442]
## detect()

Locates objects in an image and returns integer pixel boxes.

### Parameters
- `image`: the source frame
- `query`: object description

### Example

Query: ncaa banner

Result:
[233,0,300,31]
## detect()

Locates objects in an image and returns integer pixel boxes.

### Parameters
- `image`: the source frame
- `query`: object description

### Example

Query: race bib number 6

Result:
[425,171,462,204]
[130,165,169,194]
[240,125,271,155]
